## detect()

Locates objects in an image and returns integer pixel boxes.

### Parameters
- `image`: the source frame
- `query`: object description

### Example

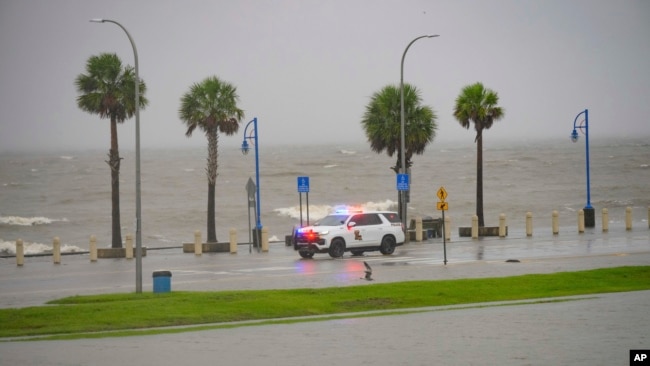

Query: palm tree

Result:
[75,53,148,248]
[179,76,244,243]
[361,84,437,217]
[453,82,504,227]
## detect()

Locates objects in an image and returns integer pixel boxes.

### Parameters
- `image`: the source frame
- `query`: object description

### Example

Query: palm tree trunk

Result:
[476,130,485,227]
[207,181,216,242]
[206,129,219,242]
[108,118,122,248]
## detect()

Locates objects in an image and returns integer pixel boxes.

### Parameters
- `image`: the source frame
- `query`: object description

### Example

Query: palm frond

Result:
[361,83,437,166]
[179,76,244,137]
[75,53,148,123]
[453,82,505,135]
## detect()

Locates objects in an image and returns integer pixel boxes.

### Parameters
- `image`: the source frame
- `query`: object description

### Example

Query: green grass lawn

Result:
[1,266,649,340]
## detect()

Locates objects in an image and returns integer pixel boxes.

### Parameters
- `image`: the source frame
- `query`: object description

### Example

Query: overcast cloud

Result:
[1,0,649,152]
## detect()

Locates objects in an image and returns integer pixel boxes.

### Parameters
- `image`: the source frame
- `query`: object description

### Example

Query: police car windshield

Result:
[315,214,349,226]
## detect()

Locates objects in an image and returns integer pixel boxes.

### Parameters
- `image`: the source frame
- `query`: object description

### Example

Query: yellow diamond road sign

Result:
[437,186,448,201]
[437,201,448,211]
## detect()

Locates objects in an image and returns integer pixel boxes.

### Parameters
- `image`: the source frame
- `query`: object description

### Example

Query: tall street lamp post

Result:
[571,108,594,227]
[400,34,438,232]
[90,18,143,292]
[242,118,262,247]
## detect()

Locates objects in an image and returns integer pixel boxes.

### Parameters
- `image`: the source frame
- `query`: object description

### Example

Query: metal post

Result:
[585,110,591,208]
[253,194,260,252]
[242,118,262,251]
[299,193,303,227]
[252,118,261,232]
[442,211,447,265]
[400,34,438,232]
[444,215,451,241]
[91,18,143,293]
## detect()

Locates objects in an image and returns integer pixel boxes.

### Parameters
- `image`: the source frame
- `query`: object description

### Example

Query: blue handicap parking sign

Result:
[297,176,310,193]
[396,174,409,191]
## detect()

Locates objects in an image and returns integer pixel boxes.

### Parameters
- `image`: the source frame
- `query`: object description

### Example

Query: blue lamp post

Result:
[571,109,594,227]
[241,118,262,237]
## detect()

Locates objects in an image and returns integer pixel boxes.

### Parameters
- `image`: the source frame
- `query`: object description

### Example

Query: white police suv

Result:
[294,209,405,259]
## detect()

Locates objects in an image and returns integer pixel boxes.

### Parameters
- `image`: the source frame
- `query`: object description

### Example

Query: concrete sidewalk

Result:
[1,226,648,308]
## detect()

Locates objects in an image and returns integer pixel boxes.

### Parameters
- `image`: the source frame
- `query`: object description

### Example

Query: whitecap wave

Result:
[273,199,397,221]
[323,164,338,168]
[0,216,68,226]
[274,204,333,221]
[60,244,84,253]
[339,149,356,155]
[0,239,84,255]
[59,156,74,160]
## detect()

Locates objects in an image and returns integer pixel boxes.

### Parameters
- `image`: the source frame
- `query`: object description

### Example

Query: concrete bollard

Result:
[602,208,609,232]
[552,210,559,235]
[526,212,533,237]
[53,237,61,264]
[444,216,451,241]
[16,239,24,266]
[125,234,133,259]
[626,207,632,231]
[499,214,506,238]
[89,235,97,262]
[261,227,269,252]
[229,228,237,254]
[578,209,585,233]
[415,217,423,242]
[194,230,202,255]
[471,215,479,239]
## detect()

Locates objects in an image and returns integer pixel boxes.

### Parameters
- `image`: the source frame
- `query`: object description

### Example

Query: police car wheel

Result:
[379,236,396,255]
[328,239,346,258]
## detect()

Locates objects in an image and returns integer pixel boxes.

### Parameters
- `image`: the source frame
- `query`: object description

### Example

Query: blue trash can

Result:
[152,270,172,293]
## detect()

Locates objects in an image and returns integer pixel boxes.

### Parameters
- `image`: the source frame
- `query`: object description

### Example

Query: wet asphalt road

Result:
[1,227,649,365]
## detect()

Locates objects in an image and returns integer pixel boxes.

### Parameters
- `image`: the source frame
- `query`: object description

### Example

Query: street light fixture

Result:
[90,18,143,292]
[242,118,262,248]
[400,34,439,232]
[571,108,594,227]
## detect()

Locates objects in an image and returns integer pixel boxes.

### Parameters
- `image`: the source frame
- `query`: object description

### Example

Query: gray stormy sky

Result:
[0,0,649,152]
